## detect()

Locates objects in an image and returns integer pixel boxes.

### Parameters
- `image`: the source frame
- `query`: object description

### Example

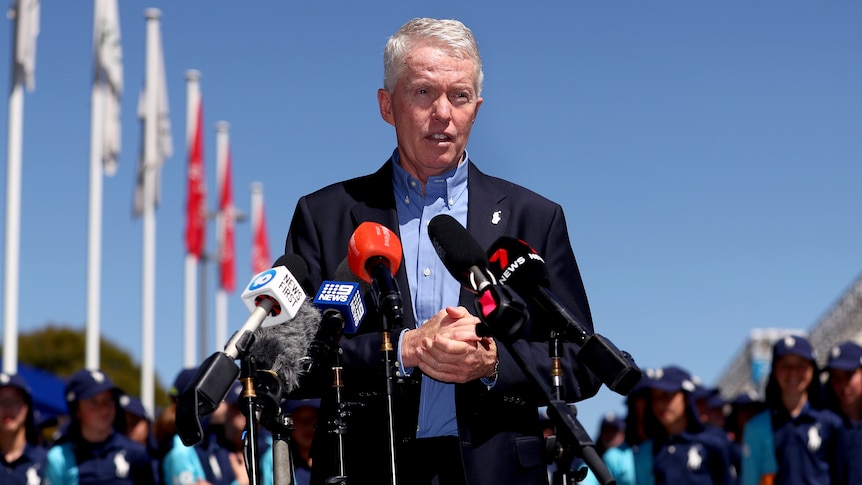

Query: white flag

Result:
[11,0,40,91]
[133,17,172,217]
[93,0,123,176]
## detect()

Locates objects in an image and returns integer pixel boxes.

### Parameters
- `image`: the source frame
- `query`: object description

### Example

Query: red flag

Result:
[184,88,205,257]
[218,133,235,292]
[251,183,271,274]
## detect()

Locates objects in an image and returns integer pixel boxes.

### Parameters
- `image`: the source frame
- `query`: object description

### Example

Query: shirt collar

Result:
[391,148,469,208]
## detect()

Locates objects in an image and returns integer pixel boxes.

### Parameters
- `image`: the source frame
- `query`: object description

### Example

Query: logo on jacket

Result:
[491,210,502,225]
[807,425,822,452]
[687,445,703,471]
[114,451,130,478]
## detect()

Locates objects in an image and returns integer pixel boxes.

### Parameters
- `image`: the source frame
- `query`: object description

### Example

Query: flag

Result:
[133,15,172,217]
[93,0,123,176]
[11,0,40,91]
[184,85,205,257]
[251,183,271,274]
[218,140,235,292]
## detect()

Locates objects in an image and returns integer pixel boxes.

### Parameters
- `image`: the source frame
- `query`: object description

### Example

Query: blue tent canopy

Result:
[17,363,67,419]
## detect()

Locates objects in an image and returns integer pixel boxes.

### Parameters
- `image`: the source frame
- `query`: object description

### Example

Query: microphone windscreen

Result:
[427,214,487,286]
[486,237,550,294]
[275,253,309,285]
[249,298,321,393]
[347,222,402,283]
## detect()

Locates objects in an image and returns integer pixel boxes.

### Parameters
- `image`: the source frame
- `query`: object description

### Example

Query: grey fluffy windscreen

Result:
[249,298,321,393]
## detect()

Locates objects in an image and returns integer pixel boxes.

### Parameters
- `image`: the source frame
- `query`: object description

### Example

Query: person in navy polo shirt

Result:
[634,365,734,485]
[741,335,842,485]
[824,340,862,484]
[45,369,155,484]
[0,372,47,484]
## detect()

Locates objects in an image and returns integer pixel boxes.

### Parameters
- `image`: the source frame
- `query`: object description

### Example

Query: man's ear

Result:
[378,88,395,126]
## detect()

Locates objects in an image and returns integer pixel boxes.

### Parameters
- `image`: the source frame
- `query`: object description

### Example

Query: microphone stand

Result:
[365,256,404,485]
[480,290,616,485]
[254,368,297,485]
[240,356,261,485]
[367,258,403,485]
[327,346,349,484]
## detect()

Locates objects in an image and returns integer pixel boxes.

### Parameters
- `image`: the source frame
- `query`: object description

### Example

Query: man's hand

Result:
[402,306,497,383]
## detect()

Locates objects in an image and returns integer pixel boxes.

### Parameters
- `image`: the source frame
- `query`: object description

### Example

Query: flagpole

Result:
[86,76,106,371]
[184,69,201,367]
[3,0,39,375]
[250,181,271,273]
[141,7,162,416]
[215,121,229,350]
[2,81,24,375]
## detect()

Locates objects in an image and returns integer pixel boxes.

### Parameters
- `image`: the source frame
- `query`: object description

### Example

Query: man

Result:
[285,18,600,484]
[824,340,862,484]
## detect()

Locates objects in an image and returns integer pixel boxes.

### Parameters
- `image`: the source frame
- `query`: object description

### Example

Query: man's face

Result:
[378,45,482,183]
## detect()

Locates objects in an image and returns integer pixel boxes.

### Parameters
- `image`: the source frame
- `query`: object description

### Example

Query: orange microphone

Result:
[346,222,404,325]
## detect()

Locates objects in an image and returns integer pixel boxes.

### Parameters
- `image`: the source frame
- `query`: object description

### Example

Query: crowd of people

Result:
[573,336,862,485]
[0,365,319,484]
[3,335,860,484]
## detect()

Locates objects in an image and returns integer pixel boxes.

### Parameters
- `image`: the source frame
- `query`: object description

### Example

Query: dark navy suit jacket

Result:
[285,159,601,484]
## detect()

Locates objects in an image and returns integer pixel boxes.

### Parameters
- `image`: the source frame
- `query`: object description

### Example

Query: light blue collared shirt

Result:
[392,148,468,438]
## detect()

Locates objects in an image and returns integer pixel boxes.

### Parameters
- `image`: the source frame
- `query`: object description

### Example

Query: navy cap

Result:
[705,389,725,410]
[731,390,761,406]
[600,411,625,430]
[827,341,862,371]
[65,369,117,403]
[283,398,320,415]
[0,372,32,395]
[772,335,815,363]
[224,380,242,405]
[643,365,697,394]
[119,393,150,421]
[168,367,198,399]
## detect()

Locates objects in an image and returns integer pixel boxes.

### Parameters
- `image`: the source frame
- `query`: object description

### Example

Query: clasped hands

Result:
[401,306,497,383]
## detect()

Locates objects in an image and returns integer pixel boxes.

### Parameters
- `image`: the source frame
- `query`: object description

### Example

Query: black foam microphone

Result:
[486,237,642,395]
[247,298,322,393]
[426,214,527,340]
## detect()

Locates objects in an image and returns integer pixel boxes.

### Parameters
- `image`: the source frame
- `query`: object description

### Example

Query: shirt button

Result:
[423,268,431,277]
[448,198,455,206]
[410,181,417,188]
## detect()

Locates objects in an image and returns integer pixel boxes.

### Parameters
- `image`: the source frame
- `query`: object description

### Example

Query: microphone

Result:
[301,276,367,372]
[426,214,527,340]
[178,254,313,445]
[247,298,321,395]
[486,237,642,395]
[347,221,404,326]
[224,254,309,359]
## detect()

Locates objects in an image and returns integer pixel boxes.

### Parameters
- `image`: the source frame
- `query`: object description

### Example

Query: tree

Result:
[12,324,169,409]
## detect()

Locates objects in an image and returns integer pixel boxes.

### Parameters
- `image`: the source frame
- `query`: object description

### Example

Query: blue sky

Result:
[3,1,861,436]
